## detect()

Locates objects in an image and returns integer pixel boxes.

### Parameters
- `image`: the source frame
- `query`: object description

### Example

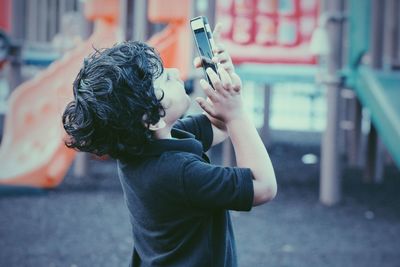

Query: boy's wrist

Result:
[225,113,252,127]
[204,112,227,131]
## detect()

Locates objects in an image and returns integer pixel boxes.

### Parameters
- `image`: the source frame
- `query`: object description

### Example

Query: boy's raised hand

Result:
[193,22,242,118]
[193,22,244,141]
[196,66,244,123]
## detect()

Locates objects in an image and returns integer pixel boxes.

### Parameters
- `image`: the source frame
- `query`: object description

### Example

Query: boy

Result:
[62,26,276,267]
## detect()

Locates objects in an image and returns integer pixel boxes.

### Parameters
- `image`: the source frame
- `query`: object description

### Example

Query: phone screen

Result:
[194,28,217,72]
[191,17,218,86]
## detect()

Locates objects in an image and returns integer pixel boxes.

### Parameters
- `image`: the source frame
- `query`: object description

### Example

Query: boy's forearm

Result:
[204,113,228,146]
[227,116,277,200]
[210,124,228,146]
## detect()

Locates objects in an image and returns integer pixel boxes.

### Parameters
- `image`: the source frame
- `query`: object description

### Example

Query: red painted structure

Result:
[216,0,319,64]
[0,0,11,32]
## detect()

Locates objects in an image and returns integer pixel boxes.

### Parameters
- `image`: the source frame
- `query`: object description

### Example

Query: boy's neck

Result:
[153,125,173,140]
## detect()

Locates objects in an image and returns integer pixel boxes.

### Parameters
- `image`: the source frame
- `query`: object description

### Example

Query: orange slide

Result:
[146,0,191,80]
[0,0,190,188]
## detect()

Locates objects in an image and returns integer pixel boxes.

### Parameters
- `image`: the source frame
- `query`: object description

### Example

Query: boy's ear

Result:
[155,89,171,109]
[148,118,166,131]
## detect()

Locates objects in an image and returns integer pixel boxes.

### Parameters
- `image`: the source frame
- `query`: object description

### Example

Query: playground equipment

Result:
[216,0,319,165]
[317,0,400,204]
[217,0,400,205]
[0,0,191,188]
[356,66,400,166]
[146,0,191,80]
[346,0,400,176]
[216,0,319,65]
[0,0,120,188]
[1,0,397,205]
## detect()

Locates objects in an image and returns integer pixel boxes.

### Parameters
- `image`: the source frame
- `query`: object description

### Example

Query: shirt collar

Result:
[141,128,203,157]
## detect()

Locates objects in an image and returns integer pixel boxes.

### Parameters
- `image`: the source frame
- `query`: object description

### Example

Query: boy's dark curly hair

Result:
[62,41,165,159]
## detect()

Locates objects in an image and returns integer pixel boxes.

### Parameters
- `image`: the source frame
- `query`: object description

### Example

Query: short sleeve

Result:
[173,115,213,151]
[181,157,254,211]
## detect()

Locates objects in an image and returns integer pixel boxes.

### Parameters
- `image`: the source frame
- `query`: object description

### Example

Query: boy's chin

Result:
[185,97,192,112]
[185,95,191,107]
[179,100,191,119]
[166,105,190,124]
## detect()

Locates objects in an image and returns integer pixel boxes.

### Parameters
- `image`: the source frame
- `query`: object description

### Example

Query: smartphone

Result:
[190,16,218,87]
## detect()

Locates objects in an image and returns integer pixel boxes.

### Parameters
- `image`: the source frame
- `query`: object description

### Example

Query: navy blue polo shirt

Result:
[117,114,254,267]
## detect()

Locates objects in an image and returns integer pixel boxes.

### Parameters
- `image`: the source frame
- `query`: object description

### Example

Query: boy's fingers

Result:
[220,62,235,73]
[196,97,217,118]
[206,68,224,95]
[212,50,235,74]
[212,54,229,63]
[193,57,202,68]
[213,43,226,54]
[218,66,233,91]
[199,79,219,102]
[213,52,230,64]
[212,57,234,74]
[230,72,242,92]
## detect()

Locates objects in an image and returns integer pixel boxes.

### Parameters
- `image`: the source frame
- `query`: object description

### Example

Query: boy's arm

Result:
[226,114,277,205]
[182,156,254,211]
[196,67,277,206]
[204,112,228,146]
[194,24,276,206]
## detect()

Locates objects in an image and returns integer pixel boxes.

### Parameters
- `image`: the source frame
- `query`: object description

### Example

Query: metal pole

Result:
[132,0,148,41]
[37,0,48,42]
[8,0,24,91]
[26,0,38,42]
[364,0,385,183]
[370,0,384,69]
[383,0,397,69]
[347,97,362,167]
[261,84,271,147]
[48,0,58,41]
[78,0,93,40]
[119,0,128,41]
[319,0,344,206]
[395,1,400,66]
[73,152,88,178]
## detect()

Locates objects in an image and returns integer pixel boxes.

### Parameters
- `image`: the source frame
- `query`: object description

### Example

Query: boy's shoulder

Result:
[153,150,208,176]
[118,143,207,179]
[161,150,204,161]
[118,149,210,202]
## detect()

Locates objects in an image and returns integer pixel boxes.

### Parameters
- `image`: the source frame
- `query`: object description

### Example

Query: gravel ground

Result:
[1,140,400,267]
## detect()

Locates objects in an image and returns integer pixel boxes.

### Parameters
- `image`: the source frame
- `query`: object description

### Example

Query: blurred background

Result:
[0,0,399,266]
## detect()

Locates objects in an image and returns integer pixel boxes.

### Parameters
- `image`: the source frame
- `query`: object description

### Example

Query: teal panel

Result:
[235,64,317,84]
[355,66,400,167]
[348,0,371,70]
